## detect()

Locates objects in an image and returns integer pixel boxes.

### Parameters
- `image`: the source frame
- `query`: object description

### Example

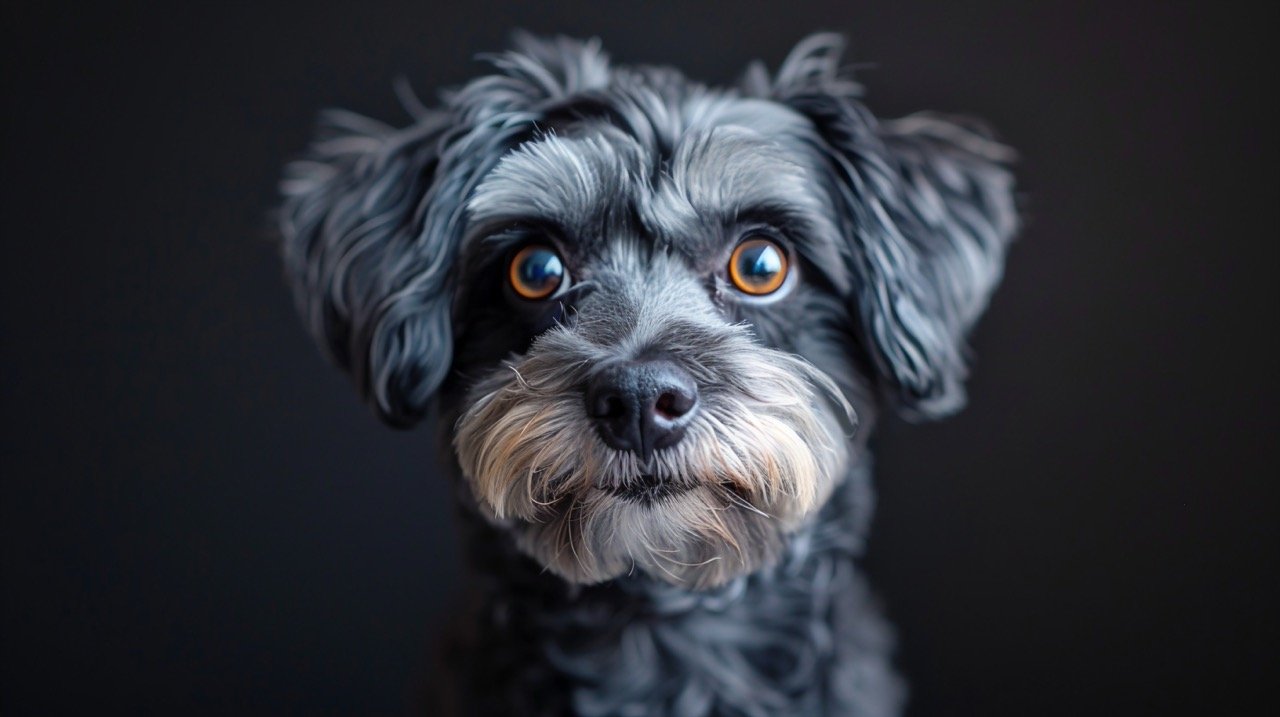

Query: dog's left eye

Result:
[728,236,789,296]
[508,244,567,300]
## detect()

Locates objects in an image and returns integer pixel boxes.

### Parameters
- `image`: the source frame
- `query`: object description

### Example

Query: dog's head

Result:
[278,34,1017,589]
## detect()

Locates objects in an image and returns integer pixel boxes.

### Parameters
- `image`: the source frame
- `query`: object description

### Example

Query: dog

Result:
[277,33,1018,717]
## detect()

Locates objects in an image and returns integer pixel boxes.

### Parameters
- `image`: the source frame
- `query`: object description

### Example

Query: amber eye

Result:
[728,236,789,296]
[508,244,566,300]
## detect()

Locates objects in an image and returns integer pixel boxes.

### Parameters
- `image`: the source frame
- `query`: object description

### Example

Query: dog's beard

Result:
[453,325,851,589]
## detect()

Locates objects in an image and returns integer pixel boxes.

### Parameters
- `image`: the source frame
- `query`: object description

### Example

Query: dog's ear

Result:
[278,34,611,425]
[749,34,1019,419]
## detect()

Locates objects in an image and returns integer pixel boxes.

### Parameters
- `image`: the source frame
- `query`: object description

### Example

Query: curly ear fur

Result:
[753,34,1019,419]
[278,35,611,425]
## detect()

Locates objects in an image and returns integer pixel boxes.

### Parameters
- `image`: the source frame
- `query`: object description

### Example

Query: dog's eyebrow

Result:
[467,131,643,236]
[730,202,821,237]
[473,219,560,244]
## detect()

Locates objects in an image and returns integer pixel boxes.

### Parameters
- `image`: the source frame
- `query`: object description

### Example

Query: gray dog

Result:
[277,33,1018,717]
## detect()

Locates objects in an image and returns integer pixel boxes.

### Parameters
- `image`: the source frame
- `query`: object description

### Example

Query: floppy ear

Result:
[278,34,611,425]
[751,34,1019,419]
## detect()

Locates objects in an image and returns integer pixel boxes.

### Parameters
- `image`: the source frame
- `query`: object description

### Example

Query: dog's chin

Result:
[510,482,801,590]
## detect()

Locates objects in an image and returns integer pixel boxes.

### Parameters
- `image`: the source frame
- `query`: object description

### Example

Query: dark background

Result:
[2,1,1275,715]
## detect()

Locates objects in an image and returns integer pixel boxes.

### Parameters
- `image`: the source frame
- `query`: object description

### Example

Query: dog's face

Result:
[278,35,1017,589]
[451,119,860,587]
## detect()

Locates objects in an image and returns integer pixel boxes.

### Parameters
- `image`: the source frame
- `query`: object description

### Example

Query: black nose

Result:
[585,358,699,463]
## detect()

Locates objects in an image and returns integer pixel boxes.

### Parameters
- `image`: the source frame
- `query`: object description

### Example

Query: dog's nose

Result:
[585,358,699,463]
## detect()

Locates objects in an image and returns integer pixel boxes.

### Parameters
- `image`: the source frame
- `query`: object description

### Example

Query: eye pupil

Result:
[740,245,781,280]
[509,245,565,300]
[518,250,560,286]
[729,237,789,295]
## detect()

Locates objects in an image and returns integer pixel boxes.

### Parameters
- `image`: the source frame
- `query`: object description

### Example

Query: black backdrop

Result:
[2,2,1275,715]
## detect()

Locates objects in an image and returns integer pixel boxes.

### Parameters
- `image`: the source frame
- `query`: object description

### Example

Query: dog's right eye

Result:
[508,244,567,300]
[728,236,789,296]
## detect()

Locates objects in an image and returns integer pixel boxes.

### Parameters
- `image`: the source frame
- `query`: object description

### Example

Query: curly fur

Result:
[454,248,851,588]
[277,32,1018,716]
[445,469,898,717]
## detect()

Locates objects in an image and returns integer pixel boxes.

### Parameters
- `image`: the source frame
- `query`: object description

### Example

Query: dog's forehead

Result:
[465,98,829,263]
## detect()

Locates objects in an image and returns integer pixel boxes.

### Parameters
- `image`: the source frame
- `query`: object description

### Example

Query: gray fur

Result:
[751,34,1018,417]
[454,247,851,588]
[276,32,1018,716]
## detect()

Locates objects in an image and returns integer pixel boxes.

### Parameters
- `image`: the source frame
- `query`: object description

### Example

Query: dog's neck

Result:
[443,461,904,717]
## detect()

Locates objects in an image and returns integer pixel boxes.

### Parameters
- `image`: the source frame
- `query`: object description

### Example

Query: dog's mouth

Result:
[605,473,695,504]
